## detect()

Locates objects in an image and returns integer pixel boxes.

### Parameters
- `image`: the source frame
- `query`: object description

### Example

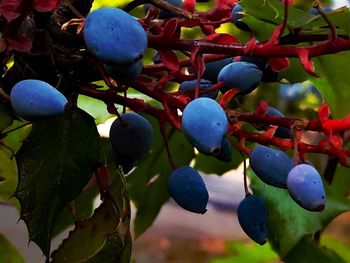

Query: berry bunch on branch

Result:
[1,0,350,262]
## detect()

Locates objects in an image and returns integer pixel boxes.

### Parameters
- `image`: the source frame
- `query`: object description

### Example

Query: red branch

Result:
[148,37,350,59]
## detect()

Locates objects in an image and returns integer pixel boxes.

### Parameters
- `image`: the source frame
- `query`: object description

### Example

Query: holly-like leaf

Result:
[249,168,350,257]
[15,108,102,257]
[52,186,99,238]
[51,202,129,263]
[284,236,347,263]
[0,121,31,205]
[309,51,350,118]
[0,233,25,263]
[52,167,131,263]
[127,116,195,237]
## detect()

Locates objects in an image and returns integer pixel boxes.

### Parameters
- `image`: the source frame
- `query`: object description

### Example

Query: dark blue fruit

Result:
[232,4,251,31]
[188,58,233,83]
[287,164,326,211]
[10,79,67,120]
[182,98,228,155]
[109,113,153,159]
[144,0,183,19]
[168,166,209,214]
[218,61,262,95]
[236,56,279,83]
[249,145,294,188]
[266,107,291,139]
[237,194,268,245]
[104,59,143,83]
[179,79,218,99]
[216,138,232,162]
[84,8,147,66]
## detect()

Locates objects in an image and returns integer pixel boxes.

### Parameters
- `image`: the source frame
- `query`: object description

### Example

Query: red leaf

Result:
[219,88,240,108]
[200,24,215,35]
[6,35,32,52]
[267,57,290,72]
[155,75,174,90]
[0,1,21,21]
[34,0,61,12]
[244,37,257,55]
[255,100,269,115]
[183,0,195,12]
[159,50,180,71]
[329,133,343,149]
[298,48,320,77]
[318,103,330,121]
[266,24,283,46]
[190,47,205,78]
[163,19,178,39]
[205,33,238,44]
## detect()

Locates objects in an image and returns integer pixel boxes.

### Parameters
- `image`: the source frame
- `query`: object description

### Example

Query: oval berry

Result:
[84,8,147,66]
[287,164,326,211]
[168,166,209,214]
[237,194,268,245]
[218,62,262,95]
[109,113,153,159]
[182,98,228,155]
[249,145,294,188]
[10,79,67,120]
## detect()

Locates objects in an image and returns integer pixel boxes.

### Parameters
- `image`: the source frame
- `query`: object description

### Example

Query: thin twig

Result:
[279,0,289,40]
[313,1,337,40]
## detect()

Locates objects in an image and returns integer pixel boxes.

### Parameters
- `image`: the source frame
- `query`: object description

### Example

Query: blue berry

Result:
[10,79,67,120]
[104,59,143,83]
[232,4,251,31]
[266,107,291,139]
[109,113,153,159]
[179,79,218,99]
[216,138,232,162]
[84,8,147,66]
[218,62,262,95]
[249,145,294,188]
[237,194,268,245]
[182,98,228,155]
[287,164,326,211]
[168,166,209,213]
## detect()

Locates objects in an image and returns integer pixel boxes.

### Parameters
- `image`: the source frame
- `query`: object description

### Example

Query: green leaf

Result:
[309,51,350,118]
[249,168,350,257]
[15,108,103,257]
[52,201,120,263]
[52,186,99,237]
[321,235,350,263]
[0,121,31,206]
[240,0,316,36]
[77,95,113,125]
[127,116,195,237]
[284,236,346,263]
[52,169,131,263]
[0,104,13,132]
[210,240,279,263]
[0,233,25,263]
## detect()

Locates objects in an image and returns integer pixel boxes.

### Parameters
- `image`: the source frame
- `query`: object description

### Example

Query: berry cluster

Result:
[1,0,350,259]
